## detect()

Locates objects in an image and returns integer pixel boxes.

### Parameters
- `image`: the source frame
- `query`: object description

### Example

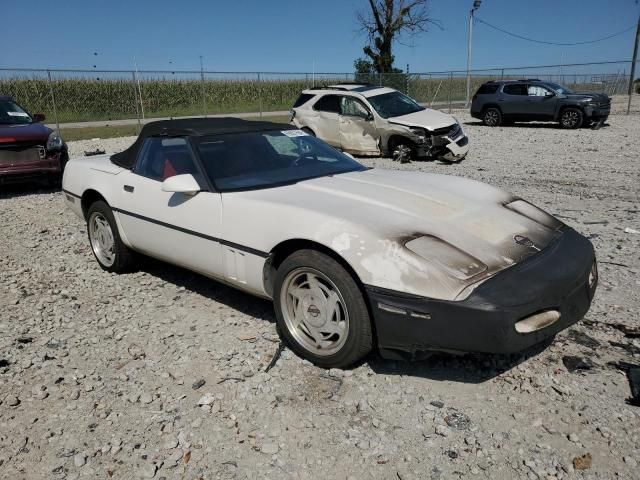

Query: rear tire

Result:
[559,108,583,129]
[273,249,373,368]
[482,107,502,126]
[86,200,135,273]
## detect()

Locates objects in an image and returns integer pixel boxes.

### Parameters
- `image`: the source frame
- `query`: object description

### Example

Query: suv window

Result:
[527,84,552,96]
[313,95,341,114]
[292,93,315,108]
[476,84,499,95]
[135,137,198,182]
[502,84,528,96]
[340,96,371,118]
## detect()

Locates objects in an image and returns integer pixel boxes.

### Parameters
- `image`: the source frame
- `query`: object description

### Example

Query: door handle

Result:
[123,185,134,193]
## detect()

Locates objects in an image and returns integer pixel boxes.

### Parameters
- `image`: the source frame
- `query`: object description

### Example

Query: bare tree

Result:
[357,0,438,73]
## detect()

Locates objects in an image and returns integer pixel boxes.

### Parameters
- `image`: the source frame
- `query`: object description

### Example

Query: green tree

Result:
[357,0,438,73]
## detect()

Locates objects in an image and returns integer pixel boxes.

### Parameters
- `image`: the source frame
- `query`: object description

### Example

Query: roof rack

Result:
[308,86,350,91]
[307,82,375,91]
[333,82,375,86]
[516,78,541,82]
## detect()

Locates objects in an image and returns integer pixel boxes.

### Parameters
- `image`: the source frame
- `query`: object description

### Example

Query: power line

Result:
[475,17,636,46]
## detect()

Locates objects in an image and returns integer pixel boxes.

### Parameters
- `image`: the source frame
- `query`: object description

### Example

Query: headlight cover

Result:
[505,199,563,230]
[46,131,64,151]
[405,235,487,280]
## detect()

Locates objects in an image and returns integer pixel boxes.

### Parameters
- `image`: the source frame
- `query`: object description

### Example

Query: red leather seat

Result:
[162,159,177,180]
[162,152,194,180]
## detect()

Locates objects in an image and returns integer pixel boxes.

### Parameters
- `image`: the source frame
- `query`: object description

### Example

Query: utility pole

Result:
[466,0,482,107]
[627,13,640,115]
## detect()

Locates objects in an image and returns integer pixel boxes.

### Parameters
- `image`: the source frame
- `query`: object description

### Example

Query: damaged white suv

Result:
[290,84,469,162]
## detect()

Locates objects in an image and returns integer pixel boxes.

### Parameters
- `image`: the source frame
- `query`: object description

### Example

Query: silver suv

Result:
[290,84,469,162]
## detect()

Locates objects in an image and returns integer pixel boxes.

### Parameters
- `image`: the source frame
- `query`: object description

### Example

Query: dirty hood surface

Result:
[388,108,458,131]
[227,168,564,300]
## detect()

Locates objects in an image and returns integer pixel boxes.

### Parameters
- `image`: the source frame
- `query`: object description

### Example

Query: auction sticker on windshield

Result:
[281,130,308,137]
[7,112,30,117]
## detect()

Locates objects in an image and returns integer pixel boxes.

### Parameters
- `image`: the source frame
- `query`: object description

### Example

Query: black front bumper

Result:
[366,227,597,358]
[584,105,610,119]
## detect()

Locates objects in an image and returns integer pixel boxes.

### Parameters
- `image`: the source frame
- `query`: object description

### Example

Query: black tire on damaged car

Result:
[559,107,584,129]
[389,137,414,163]
[273,249,373,368]
[482,107,502,127]
[86,200,135,273]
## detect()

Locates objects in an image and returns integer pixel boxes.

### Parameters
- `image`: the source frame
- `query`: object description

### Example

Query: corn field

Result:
[0,64,634,125]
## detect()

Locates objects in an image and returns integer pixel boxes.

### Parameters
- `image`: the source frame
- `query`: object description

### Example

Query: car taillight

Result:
[472,94,478,101]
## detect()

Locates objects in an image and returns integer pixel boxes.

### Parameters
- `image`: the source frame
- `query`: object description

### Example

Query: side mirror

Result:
[544,91,555,97]
[366,112,374,121]
[33,113,46,122]
[161,174,201,196]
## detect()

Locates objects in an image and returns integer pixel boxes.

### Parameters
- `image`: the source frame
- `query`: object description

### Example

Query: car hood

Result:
[0,122,51,143]
[388,108,457,131]
[223,169,564,300]
[564,92,609,102]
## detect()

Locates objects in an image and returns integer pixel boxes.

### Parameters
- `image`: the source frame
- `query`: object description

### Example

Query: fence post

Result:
[133,68,145,120]
[448,72,452,113]
[46,70,60,134]
[501,69,504,80]
[200,68,207,118]
[131,71,142,131]
[258,72,263,118]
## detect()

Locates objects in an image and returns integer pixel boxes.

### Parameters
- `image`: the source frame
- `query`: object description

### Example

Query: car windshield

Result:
[195,130,366,192]
[0,99,33,125]
[367,91,424,119]
[545,82,574,94]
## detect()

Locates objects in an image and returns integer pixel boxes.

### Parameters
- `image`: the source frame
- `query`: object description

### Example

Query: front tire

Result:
[389,137,414,163]
[559,107,583,129]
[87,200,135,273]
[482,107,502,126]
[273,250,373,368]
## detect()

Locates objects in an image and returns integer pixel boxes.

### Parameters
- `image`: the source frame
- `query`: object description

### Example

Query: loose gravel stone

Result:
[73,453,87,467]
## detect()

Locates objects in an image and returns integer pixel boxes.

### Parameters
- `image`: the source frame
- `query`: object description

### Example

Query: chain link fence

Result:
[0,61,637,130]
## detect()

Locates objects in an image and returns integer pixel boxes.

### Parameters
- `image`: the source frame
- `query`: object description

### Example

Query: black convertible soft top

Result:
[111,117,297,169]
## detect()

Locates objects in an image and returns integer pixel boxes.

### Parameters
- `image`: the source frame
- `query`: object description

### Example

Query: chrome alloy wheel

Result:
[88,212,115,267]
[484,109,499,126]
[280,268,349,356]
[561,110,579,128]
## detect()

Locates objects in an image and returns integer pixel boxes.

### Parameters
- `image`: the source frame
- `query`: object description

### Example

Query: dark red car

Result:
[0,96,68,185]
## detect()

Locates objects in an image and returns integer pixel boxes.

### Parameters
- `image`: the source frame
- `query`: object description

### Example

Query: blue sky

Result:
[3,0,639,73]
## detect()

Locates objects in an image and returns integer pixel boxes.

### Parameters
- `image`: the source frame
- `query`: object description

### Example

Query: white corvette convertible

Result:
[62,118,597,368]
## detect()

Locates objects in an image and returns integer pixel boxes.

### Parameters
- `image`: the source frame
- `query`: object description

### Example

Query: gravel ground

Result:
[1,106,639,480]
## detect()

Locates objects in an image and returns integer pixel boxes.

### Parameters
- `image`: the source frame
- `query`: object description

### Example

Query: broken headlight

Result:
[46,131,64,151]
[405,235,487,280]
